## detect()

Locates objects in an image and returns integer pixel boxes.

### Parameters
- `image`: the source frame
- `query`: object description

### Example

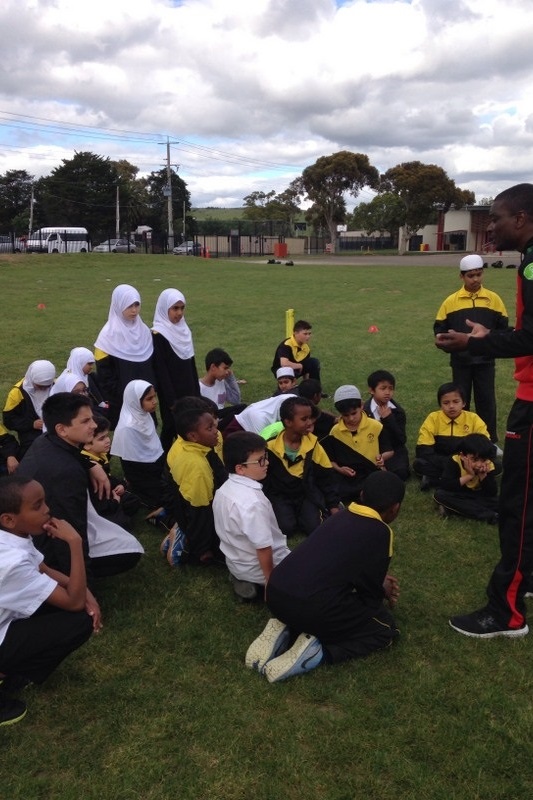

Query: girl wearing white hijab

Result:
[50,347,94,396]
[110,380,165,512]
[2,360,56,457]
[152,288,199,451]
[94,284,155,429]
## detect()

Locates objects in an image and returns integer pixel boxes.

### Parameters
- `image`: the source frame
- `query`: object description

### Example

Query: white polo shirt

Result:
[213,474,290,584]
[0,528,57,646]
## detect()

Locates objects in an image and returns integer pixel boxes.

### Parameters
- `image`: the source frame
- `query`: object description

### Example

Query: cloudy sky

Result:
[1,0,532,209]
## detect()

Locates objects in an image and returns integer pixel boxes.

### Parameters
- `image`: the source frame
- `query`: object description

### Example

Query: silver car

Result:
[93,238,136,253]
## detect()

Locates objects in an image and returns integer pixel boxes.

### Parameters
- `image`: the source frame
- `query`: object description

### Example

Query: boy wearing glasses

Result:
[213,432,290,602]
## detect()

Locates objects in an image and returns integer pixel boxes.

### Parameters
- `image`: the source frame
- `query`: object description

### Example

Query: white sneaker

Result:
[264,633,323,683]
[245,618,290,671]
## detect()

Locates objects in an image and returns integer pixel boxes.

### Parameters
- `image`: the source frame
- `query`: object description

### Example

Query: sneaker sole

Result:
[448,620,529,639]
[245,619,290,671]
[264,634,322,683]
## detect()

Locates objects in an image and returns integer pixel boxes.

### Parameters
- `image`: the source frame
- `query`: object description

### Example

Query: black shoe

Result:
[420,475,432,491]
[449,608,529,639]
[0,692,27,726]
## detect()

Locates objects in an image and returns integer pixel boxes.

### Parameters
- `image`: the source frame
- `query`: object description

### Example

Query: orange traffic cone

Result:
[368,325,379,333]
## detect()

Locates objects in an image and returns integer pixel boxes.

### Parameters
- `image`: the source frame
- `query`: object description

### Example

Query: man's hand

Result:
[436,319,490,352]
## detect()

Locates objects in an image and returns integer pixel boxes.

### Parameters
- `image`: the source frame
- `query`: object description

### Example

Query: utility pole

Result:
[115,185,120,238]
[28,184,35,236]
[158,137,180,252]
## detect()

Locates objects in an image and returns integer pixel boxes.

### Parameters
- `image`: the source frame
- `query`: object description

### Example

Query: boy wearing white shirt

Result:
[0,476,99,726]
[213,432,290,601]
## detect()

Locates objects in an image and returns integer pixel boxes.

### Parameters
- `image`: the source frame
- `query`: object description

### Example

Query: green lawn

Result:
[1,252,531,800]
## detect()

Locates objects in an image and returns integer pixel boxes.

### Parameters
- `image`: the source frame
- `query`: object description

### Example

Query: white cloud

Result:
[0,0,532,208]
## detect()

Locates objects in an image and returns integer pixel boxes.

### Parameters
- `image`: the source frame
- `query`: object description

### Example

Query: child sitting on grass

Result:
[363,369,410,481]
[0,476,100,726]
[272,367,299,396]
[413,382,494,490]
[213,432,290,601]
[82,414,140,531]
[263,396,340,537]
[321,385,393,504]
[199,348,246,430]
[433,433,499,524]
[110,380,166,517]
[164,403,227,566]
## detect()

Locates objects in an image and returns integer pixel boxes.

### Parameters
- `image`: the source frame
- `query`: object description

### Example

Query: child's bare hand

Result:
[383,574,400,607]
[339,466,356,477]
[43,517,81,543]
[85,591,103,633]
[114,484,125,497]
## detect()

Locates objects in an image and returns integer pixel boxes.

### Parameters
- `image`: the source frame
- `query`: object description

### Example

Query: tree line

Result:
[0,149,476,249]
[0,152,190,241]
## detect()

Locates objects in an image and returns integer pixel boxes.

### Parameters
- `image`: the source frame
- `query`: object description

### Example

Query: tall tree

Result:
[380,161,475,251]
[143,168,191,233]
[299,151,379,250]
[0,169,34,232]
[350,193,405,244]
[36,152,120,235]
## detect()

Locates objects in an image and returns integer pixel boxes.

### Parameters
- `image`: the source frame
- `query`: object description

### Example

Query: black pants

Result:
[485,400,533,627]
[0,606,93,684]
[452,362,497,441]
[434,488,499,521]
[266,585,398,664]
[269,494,323,537]
[121,456,165,510]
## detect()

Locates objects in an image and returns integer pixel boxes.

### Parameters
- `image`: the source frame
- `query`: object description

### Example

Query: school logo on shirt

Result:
[523,263,533,281]
[367,433,375,442]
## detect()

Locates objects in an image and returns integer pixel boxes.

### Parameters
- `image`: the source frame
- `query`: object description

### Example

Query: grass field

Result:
[1,252,531,800]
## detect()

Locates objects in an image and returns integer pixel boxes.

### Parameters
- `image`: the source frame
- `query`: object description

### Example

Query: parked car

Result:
[173,241,201,255]
[93,239,136,253]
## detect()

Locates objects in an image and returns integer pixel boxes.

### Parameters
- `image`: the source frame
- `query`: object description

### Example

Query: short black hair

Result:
[0,475,35,515]
[360,472,405,513]
[298,379,322,400]
[205,348,233,370]
[457,434,496,460]
[174,406,216,440]
[437,382,465,404]
[172,395,218,426]
[42,392,93,432]
[92,413,110,436]
[223,432,266,472]
[279,396,314,422]
[293,319,312,332]
[367,370,396,390]
[495,183,533,218]
[335,398,362,413]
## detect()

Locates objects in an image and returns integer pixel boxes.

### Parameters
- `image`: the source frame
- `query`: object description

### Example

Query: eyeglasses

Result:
[241,454,269,467]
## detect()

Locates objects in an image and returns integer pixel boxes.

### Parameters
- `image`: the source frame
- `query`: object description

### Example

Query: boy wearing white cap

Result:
[433,254,509,444]
[272,367,299,396]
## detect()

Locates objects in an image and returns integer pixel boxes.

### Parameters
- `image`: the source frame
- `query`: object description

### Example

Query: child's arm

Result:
[330,460,356,477]
[39,518,87,611]
[256,546,274,584]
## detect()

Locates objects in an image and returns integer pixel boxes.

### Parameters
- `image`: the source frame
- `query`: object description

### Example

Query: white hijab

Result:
[22,360,56,416]
[66,347,95,385]
[51,346,95,396]
[49,371,87,397]
[94,284,153,363]
[152,288,194,359]
[110,380,163,463]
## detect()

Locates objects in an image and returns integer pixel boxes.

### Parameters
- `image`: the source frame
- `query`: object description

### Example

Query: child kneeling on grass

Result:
[245,471,405,683]
[0,476,101,726]
[213,432,290,601]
